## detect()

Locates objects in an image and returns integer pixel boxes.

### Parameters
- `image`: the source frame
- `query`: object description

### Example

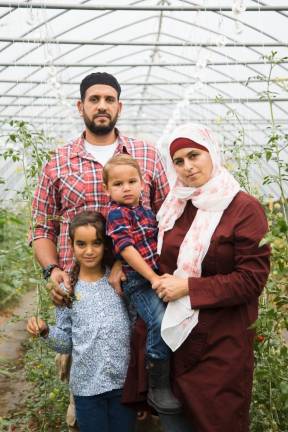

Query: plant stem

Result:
[266,61,288,226]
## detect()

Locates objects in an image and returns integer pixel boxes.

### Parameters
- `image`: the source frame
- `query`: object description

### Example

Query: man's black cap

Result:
[80,72,121,100]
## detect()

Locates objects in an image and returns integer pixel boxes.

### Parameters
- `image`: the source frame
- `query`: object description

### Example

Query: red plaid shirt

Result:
[106,201,159,275]
[30,131,169,271]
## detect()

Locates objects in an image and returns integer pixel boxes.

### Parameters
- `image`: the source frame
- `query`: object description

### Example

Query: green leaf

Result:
[279,382,288,395]
[9,133,17,142]
[265,150,272,161]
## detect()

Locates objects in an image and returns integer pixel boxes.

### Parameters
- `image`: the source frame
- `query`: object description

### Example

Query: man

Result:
[30,72,170,431]
[31,72,169,297]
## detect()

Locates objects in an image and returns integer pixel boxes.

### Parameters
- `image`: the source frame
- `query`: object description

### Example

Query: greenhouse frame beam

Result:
[118,120,288,125]
[2,78,284,86]
[0,2,287,11]
[1,115,286,126]
[2,97,288,103]
[0,119,280,125]
[1,37,287,47]
[1,61,287,67]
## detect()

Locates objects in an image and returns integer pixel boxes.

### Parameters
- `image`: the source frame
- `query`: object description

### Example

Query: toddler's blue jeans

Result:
[123,272,170,360]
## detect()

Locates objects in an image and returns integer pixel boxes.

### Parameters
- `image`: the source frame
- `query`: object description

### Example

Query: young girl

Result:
[27,211,136,432]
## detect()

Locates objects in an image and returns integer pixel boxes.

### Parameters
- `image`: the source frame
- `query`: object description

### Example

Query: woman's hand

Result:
[108,260,126,295]
[27,316,48,337]
[152,274,189,302]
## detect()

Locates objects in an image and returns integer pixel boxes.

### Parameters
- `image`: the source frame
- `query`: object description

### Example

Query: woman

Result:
[123,123,270,432]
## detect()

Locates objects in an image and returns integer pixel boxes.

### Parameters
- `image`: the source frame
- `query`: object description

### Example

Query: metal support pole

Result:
[0,61,287,67]
[2,78,284,86]
[0,2,287,11]
[2,96,288,103]
[0,37,287,47]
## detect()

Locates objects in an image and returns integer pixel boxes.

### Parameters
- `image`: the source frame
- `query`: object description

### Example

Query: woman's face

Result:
[172,147,213,187]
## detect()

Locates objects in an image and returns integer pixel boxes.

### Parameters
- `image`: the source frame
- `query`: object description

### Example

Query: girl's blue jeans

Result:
[123,272,170,360]
[74,388,136,432]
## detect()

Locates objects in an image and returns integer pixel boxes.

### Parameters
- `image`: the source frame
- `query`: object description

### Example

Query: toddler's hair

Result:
[102,153,142,184]
[69,211,113,290]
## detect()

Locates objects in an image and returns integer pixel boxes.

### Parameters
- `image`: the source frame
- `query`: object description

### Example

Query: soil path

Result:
[0,290,37,417]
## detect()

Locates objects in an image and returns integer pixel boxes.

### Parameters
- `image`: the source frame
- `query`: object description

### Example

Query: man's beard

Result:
[83,111,119,136]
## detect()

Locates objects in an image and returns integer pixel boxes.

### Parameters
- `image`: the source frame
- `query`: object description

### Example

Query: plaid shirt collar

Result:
[70,128,130,161]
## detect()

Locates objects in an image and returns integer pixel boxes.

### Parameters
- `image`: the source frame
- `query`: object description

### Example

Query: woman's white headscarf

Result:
[158,123,240,351]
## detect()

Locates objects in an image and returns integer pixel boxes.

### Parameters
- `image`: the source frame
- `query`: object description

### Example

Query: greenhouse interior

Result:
[0,1,287,431]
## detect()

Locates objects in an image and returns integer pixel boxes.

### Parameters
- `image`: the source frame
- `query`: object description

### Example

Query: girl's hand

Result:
[151,274,189,302]
[27,316,48,337]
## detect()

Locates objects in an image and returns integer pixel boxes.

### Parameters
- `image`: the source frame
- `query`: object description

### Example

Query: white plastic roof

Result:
[0,1,287,201]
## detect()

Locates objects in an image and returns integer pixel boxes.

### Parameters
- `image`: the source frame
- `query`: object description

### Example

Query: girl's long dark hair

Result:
[69,211,113,290]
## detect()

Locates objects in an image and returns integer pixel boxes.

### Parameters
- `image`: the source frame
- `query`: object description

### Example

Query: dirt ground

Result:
[0,290,36,419]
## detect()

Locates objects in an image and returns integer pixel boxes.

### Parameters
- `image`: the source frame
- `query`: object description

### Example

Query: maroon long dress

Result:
[123,191,270,432]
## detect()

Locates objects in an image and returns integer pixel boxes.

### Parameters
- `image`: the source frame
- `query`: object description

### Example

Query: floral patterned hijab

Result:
[158,123,240,351]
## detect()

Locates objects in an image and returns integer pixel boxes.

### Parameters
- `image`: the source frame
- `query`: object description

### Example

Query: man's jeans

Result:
[74,389,136,432]
[123,272,170,360]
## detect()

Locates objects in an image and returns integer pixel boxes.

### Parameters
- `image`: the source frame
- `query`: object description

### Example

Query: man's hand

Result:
[27,316,48,337]
[50,267,72,307]
[108,260,126,295]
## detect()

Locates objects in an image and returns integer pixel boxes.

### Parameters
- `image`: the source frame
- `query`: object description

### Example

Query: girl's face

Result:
[172,147,213,187]
[72,225,104,272]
